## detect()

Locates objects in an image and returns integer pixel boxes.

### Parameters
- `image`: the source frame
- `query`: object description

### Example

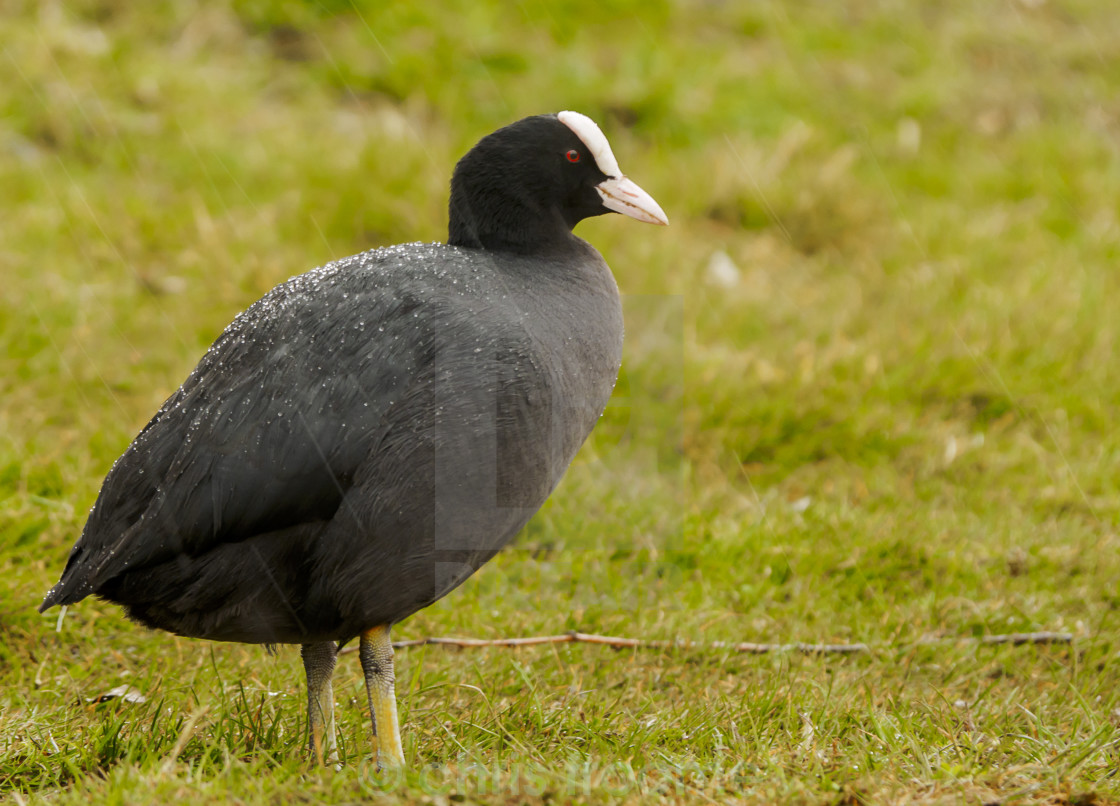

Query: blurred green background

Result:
[2,1,1119,803]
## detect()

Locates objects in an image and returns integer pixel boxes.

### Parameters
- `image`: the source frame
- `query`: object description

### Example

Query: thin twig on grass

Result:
[979,631,1073,645]
[337,630,1073,657]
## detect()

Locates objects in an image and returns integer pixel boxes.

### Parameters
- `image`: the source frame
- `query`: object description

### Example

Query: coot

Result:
[39,111,667,767]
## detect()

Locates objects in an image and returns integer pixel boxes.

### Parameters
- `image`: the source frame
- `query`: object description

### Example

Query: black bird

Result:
[39,111,667,767]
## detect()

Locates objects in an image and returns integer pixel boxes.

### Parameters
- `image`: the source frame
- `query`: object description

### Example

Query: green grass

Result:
[3,0,1120,802]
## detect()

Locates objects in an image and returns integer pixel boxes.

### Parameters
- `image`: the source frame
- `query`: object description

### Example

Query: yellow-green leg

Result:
[360,624,405,769]
[301,641,338,766]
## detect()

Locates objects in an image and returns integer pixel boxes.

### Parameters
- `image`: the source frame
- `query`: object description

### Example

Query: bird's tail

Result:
[38,545,95,612]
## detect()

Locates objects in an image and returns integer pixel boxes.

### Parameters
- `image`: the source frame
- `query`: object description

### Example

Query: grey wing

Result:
[42,275,434,607]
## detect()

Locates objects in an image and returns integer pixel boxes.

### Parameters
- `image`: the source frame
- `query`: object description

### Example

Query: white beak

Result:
[596,175,669,226]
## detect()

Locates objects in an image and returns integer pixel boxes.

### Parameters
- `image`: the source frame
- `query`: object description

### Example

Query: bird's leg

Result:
[359,624,405,769]
[301,641,338,766]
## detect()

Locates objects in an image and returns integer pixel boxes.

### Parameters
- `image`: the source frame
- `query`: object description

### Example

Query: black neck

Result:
[448,184,578,254]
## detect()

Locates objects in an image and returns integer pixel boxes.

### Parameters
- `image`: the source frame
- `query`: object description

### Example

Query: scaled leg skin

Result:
[360,624,406,769]
[301,641,339,766]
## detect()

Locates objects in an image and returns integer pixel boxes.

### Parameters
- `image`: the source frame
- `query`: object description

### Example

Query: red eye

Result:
[565,149,581,163]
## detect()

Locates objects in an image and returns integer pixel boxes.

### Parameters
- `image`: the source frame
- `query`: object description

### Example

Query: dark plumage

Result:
[39,111,667,767]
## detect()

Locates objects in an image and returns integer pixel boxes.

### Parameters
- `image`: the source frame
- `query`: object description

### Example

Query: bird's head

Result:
[448,111,667,252]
